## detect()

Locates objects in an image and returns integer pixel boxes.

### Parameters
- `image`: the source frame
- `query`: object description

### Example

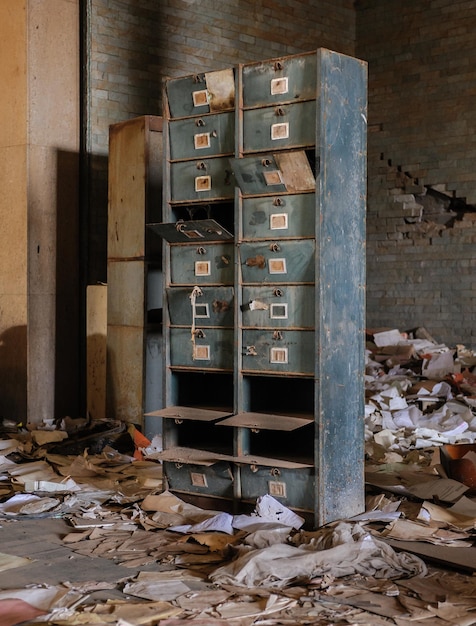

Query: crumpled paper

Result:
[209,522,427,588]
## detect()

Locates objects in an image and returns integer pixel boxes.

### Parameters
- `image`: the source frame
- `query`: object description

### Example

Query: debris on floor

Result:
[0,328,476,624]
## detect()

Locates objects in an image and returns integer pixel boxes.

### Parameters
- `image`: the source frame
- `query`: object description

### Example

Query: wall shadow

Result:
[55,149,81,418]
[0,325,27,422]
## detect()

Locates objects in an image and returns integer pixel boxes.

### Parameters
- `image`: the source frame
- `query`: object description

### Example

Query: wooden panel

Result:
[108,117,162,259]
[86,285,107,420]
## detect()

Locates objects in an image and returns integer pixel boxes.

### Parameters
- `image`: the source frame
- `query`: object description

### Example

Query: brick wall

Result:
[357,0,476,347]
[85,0,356,282]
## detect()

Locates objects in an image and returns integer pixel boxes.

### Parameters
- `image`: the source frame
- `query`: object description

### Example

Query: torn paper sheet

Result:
[0,586,79,611]
[0,552,33,573]
[406,477,469,502]
[381,518,472,546]
[89,599,183,623]
[419,500,476,531]
[123,570,204,602]
[0,493,60,515]
[233,494,305,530]
[141,490,223,528]
[169,511,234,535]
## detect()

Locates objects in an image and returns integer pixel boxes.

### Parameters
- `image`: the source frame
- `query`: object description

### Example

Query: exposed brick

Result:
[358,0,476,346]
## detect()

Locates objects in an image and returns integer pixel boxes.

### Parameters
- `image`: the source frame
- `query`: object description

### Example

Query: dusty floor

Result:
[1,330,476,624]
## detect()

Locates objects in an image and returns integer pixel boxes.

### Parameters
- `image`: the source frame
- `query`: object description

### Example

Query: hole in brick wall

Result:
[416,186,476,227]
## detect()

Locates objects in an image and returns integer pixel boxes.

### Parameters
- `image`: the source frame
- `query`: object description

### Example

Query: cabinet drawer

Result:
[170,243,234,285]
[170,157,234,202]
[169,112,235,160]
[243,101,316,153]
[240,240,315,284]
[166,68,235,118]
[241,285,314,329]
[242,193,315,240]
[242,329,314,375]
[243,52,317,108]
[230,151,315,196]
[170,327,234,370]
[240,463,315,511]
[164,460,234,499]
[167,286,234,327]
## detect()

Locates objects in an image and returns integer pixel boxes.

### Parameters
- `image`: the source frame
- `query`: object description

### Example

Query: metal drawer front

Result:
[167,286,234,327]
[164,461,234,498]
[170,157,235,202]
[242,193,315,240]
[243,101,316,153]
[240,464,315,510]
[170,327,234,370]
[242,329,315,375]
[230,151,315,196]
[169,112,235,160]
[243,53,317,107]
[170,243,234,285]
[241,285,314,329]
[166,68,235,118]
[240,240,315,284]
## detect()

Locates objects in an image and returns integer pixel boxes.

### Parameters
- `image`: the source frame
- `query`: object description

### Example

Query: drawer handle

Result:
[194,329,206,338]
[273,197,284,206]
[245,345,257,356]
[273,330,283,340]
[270,242,280,252]
[196,246,207,255]
[273,288,284,297]
[275,107,285,116]
[175,462,184,469]
[250,464,259,473]
[195,118,205,127]
[271,467,281,477]
[261,158,272,167]
[174,419,183,425]
[193,74,204,83]
[273,61,284,71]
[196,161,207,170]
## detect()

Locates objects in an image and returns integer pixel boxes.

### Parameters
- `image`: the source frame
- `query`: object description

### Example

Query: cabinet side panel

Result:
[315,50,368,525]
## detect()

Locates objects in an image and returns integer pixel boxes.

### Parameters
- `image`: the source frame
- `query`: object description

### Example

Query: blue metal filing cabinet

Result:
[148,50,367,528]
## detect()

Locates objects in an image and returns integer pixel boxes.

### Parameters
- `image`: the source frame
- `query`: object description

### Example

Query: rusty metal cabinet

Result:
[149,50,367,527]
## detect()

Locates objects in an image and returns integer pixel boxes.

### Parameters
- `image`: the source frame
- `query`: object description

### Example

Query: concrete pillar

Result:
[0,0,80,425]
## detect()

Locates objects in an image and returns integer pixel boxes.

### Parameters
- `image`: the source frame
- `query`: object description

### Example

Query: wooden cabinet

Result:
[149,50,367,527]
[107,116,163,427]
